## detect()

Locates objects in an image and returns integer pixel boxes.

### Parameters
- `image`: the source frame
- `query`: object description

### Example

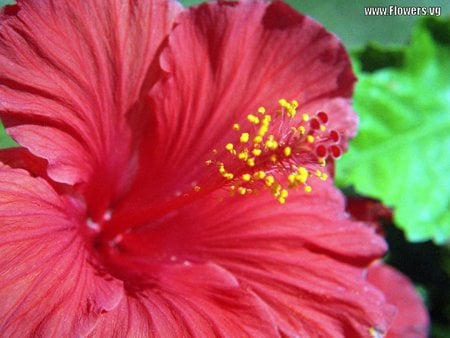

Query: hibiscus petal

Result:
[144,0,356,188]
[368,264,429,338]
[90,262,278,337]
[0,0,181,201]
[113,179,395,336]
[0,164,123,336]
[192,183,394,336]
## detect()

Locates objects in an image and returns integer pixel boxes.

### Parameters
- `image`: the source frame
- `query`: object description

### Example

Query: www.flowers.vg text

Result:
[364,6,441,16]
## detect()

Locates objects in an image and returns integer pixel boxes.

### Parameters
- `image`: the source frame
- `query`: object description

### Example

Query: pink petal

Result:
[0,164,123,336]
[144,0,356,178]
[0,0,181,210]
[368,264,429,338]
[102,179,395,336]
[90,262,278,337]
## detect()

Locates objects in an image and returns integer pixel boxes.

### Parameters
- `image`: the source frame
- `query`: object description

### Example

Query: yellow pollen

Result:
[265,135,278,150]
[208,99,334,205]
[224,173,234,180]
[253,135,263,144]
[238,187,247,195]
[219,164,226,174]
[238,151,249,161]
[242,173,251,182]
[240,132,250,143]
[258,125,269,137]
[194,185,201,192]
[252,148,262,156]
[247,114,260,124]
[254,170,266,179]
[284,146,292,157]
[265,175,275,187]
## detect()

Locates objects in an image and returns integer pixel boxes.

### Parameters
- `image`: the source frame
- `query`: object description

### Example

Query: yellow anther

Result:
[254,170,266,179]
[265,175,275,187]
[262,114,271,123]
[283,146,292,157]
[253,135,263,143]
[288,173,296,185]
[258,125,269,137]
[278,98,288,106]
[194,185,201,192]
[298,166,308,177]
[252,148,262,156]
[247,114,260,124]
[238,187,247,195]
[265,135,278,150]
[240,132,250,143]
[238,151,249,161]
[224,173,234,180]
[210,98,330,205]
[242,173,251,182]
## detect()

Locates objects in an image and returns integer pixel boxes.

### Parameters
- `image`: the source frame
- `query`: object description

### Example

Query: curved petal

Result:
[143,0,356,185]
[368,264,429,338]
[0,164,123,336]
[90,262,278,337]
[0,0,182,214]
[105,179,394,336]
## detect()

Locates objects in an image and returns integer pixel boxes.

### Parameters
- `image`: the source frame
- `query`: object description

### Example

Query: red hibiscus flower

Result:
[0,0,395,336]
[345,196,429,337]
[368,264,429,338]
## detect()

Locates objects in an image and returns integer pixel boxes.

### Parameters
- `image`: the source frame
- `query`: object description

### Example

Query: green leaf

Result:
[0,122,15,149]
[0,0,15,7]
[337,18,450,244]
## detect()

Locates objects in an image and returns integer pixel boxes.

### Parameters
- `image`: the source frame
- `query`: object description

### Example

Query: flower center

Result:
[204,99,342,203]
